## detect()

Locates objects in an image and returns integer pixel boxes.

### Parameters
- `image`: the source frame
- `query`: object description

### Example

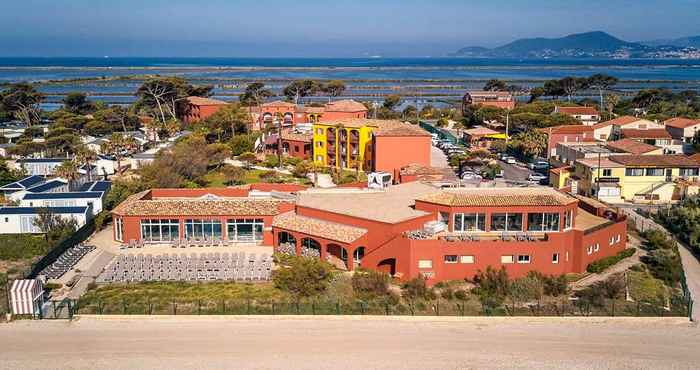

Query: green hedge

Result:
[587,248,636,274]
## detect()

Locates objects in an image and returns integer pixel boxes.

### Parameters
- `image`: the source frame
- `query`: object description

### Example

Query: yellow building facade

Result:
[573,155,700,203]
[313,121,375,171]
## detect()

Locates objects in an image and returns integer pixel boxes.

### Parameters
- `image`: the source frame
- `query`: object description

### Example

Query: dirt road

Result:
[2,316,699,370]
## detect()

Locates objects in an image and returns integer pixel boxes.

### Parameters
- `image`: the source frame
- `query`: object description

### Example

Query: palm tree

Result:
[54,160,80,190]
[75,146,97,181]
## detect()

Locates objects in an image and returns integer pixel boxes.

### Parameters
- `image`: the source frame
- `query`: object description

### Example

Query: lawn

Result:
[203,168,310,187]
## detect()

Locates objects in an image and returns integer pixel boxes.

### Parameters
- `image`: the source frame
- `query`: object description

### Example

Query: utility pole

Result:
[596,152,602,200]
[505,112,510,145]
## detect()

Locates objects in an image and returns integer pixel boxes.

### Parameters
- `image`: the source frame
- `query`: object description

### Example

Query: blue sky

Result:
[2,0,700,57]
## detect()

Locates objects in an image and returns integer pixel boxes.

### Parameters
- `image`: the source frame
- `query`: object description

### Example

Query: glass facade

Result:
[227,218,264,242]
[141,219,180,242]
[490,213,523,232]
[185,219,223,240]
[527,213,560,232]
[453,213,486,232]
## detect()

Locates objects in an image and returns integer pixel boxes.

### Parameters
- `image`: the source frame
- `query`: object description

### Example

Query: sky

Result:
[1,0,700,57]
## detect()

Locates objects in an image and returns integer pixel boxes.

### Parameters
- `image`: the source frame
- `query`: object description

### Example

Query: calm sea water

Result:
[2,58,699,109]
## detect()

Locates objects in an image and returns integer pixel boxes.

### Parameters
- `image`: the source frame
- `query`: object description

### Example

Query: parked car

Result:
[461,171,482,181]
[528,160,550,171]
[528,173,548,183]
[505,157,517,164]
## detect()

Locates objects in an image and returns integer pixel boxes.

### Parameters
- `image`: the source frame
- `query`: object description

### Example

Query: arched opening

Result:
[326,243,348,269]
[353,247,365,268]
[276,231,296,255]
[282,142,290,154]
[377,258,396,276]
[283,112,294,126]
[300,237,321,258]
[263,113,273,124]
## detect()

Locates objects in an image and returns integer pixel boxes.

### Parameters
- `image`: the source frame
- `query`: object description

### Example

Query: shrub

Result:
[272,256,335,301]
[351,268,390,300]
[262,154,280,168]
[586,248,636,273]
[402,276,435,300]
[641,249,683,286]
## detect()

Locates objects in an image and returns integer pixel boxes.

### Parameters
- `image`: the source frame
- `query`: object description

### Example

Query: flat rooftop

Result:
[574,209,611,232]
[416,187,578,207]
[296,181,437,223]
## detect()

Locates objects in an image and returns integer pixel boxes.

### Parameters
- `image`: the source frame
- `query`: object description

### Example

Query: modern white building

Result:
[0,206,91,234]
[20,191,105,216]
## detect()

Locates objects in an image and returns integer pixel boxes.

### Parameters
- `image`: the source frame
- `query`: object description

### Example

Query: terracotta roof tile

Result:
[272,212,367,244]
[593,116,640,129]
[665,117,700,129]
[281,128,312,143]
[113,192,286,217]
[606,139,660,155]
[556,106,599,115]
[324,99,367,113]
[186,96,229,106]
[416,188,577,207]
[537,125,592,134]
[609,155,700,168]
[620,128,672,139]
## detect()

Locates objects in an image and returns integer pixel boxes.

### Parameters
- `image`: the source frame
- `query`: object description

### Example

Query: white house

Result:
[553,106,600,125]
[665,117,700,153]
[0,175,47,197]
[0,206,91,234]
[7,179,70,202]
[20,191,105,216]
[592,116,663,141]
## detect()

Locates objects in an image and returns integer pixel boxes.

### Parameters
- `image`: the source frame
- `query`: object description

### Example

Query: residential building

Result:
[1,176,70,202]
[606,139,664,156]
[553,106,600,125]
[462,91,515,113]
[462,126,506,150]
[181,96,230,124]
[264,125,313,160]
[312,118,431,176]
[0,206,92,234]
[19,191,105,216]
[592,116,660,141]
[252,99,368,131]
[538,125,595,158]
[573,154,700,203]
[615,128,682,153]
[664,117,700,153]
[555,142,613,167]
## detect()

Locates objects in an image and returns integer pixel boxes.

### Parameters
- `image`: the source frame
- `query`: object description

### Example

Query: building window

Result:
[444,255,458,264]
[491,213,523,232]
[527,213,560,232]
[316,155,323,162]
[316,128,323,135]
[602,169,612,177]
[564,210,573,230]
[587,246,593,255]
[141,219,180,242]
[3,217,7,223]
[552,253,559,264]
[226,218,264,242]
[645,168,664,176]
[517,255,531,264]
[185,219,222,240]
[625,168,645,176]
[594,243,600,252]
[680,168,700,176]
[115,217,123,242]
[453,213,486,232]
[616,234,621,243]
[460,255,475,264]
[418,260,433,269]
[316,141,323,147]
[501,255,514,264]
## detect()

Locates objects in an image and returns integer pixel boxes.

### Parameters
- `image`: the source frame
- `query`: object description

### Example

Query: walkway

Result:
[570,235,646,291]
[224,159,292,175]
[1,316,697,369]
[624,209,700,321]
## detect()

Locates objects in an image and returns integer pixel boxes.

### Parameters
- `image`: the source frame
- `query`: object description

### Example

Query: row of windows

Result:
[140,219,264,242]
[624,168,700,177]
[452,211,572,232]
[419,253,563,268]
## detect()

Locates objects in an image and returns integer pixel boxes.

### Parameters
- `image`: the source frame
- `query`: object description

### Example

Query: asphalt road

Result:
[497,159,532,182]
[2,316,698,370]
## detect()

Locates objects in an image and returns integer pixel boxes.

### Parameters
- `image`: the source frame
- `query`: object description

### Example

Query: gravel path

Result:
[1,316,697,370]
[570,234,646,291]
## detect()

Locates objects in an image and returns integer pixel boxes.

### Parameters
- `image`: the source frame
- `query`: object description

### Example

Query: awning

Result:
[10,279,44,315]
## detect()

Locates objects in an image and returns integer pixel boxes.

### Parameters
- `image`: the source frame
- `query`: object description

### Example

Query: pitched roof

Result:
[537,125,592,134]
[22,191,103,200]
[665,117,700,129]
[619,128,672,139]
[593,116,641,129]
[466,91,513,97]
[0,175,45,191]
[606,139,661,155]
[556,106,599,115]
[280,128,312,143]
[272,212,367,244]
[261,100,296,109]
[689,153,700,164]
[26,180,68,193]
[112,191,286,217]
[609,154,700,168]
[464,126,500,136]
[416,187,577,207]
[318,118,430,136]
[186,96,229,106]
[324,99,367,113]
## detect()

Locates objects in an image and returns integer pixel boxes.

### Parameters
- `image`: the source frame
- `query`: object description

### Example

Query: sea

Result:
[1,57,699,108]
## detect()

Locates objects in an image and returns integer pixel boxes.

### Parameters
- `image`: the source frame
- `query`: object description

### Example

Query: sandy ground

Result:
[2,316,700,370]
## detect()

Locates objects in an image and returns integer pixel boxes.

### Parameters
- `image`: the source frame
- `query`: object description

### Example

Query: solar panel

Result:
[26,180,67,193]
[90,181,112,192]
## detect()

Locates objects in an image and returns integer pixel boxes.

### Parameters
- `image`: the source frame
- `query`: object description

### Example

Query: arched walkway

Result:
[300,237,321,258]
[353,247,365,268]
[327,243,348,269]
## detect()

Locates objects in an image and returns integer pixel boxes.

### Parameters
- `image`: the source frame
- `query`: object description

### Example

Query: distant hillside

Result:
[643,35,700,48]
[453,31,699,59]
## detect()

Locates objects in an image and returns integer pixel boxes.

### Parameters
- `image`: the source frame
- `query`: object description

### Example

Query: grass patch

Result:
[586,248,636,273]
[0,234,51,261]
[628,270,670,302]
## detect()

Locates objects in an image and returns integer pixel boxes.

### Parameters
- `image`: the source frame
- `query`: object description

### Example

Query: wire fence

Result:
[70,297,689,318]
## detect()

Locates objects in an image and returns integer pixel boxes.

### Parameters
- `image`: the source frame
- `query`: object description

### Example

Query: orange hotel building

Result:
[112,182,627,284]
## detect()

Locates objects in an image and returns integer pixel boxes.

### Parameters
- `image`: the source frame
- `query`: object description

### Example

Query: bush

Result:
[586,248,636,273]
[272,256,335,301]
[641,249,683,286]
[402,276,435,300]
[351,268,391,300]
[262,154,280,168]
